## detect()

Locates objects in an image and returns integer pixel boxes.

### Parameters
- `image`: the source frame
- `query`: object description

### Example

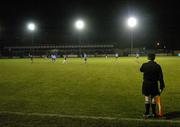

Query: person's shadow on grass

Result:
[164,111,180,120]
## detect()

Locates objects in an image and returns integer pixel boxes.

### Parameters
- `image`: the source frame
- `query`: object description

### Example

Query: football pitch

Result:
[0,57,180,126]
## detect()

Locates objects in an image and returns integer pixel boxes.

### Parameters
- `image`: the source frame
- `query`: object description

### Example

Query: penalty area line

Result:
[0,111,180,123]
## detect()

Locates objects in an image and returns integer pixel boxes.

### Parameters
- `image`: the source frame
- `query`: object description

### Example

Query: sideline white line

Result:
[0,111,180,123]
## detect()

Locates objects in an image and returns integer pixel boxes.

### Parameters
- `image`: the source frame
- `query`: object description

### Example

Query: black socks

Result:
[145,104,150,114]
[151,104,156,114]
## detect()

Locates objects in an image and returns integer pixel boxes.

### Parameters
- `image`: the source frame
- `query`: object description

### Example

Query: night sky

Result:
[0,0,180,49]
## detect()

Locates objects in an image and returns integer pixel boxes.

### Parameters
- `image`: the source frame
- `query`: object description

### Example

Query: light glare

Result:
[27,23,36,31]
[75,20,85,30]
[127,17,137,28]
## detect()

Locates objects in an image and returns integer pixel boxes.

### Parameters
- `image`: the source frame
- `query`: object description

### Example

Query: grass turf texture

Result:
[0,57,180,126]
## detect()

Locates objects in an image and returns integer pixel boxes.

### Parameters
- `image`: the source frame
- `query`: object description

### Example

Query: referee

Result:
[140,53,165,118]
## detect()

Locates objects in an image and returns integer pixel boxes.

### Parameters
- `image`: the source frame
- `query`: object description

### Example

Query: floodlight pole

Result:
[74,19,85,57]
[78,33,82,56]
[130,30,134,55]
[127,17,137,55]
[31,33,34,55]
[27,22,36,55]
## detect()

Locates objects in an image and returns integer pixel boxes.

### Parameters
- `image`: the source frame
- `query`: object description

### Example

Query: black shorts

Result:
[142,82,160,96]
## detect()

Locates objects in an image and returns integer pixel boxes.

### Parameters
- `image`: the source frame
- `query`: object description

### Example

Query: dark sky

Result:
[0,0,180,49]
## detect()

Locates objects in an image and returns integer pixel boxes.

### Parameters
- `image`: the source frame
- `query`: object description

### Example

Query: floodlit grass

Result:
[0,56,180,126]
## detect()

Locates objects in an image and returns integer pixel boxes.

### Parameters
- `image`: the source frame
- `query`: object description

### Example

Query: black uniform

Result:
[140,60,165,96]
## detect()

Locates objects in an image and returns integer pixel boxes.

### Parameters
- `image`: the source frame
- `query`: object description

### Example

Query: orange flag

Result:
[156,96,164,117]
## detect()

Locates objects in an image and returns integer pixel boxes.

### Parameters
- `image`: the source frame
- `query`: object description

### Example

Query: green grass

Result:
[0,56,180,126]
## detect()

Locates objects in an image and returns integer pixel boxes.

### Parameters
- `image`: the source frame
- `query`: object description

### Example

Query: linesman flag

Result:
[156,96,164,117]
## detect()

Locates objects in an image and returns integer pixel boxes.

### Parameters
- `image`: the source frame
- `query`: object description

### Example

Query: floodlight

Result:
[27,23,36,31]
[75,20,85,30]
[127,17,137,28]
[127,17,138,54]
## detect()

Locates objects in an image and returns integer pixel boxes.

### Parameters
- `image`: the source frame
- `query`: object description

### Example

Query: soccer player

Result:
[136,53,139,59]
[51,54,56,62]
[62,55,67,64]
[115,53,119,63]
[136,53,140,64]
[115,53,119,59]
[29,53,33,64]
[83,53,87,64]
[105,54,108,59]
[140,53,165,118]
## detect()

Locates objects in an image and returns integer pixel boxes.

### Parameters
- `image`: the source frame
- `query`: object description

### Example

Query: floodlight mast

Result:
[127,17,137,55]
[27,22,36,55]
[74,19,85,56]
